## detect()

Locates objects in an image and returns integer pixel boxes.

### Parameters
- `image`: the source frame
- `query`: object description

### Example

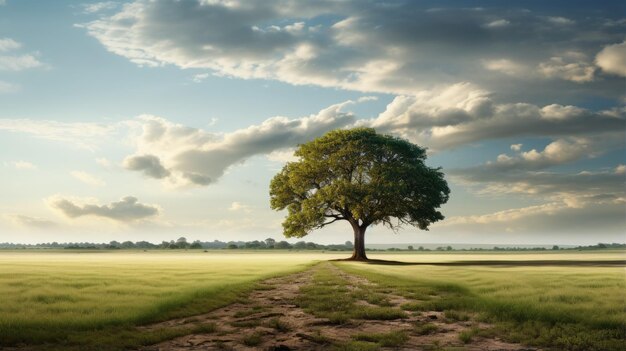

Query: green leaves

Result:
[269,128,450,237]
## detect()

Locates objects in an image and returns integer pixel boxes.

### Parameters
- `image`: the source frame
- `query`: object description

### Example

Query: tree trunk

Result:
[349,223,368,261]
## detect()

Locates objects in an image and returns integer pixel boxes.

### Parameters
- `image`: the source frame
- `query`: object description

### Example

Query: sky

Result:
[0,0,624,246]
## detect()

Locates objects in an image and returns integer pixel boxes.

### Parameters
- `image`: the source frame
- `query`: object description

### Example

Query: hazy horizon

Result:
[1,0,624,246]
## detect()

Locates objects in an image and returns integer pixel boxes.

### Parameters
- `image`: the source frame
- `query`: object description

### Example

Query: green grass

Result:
[295,264,407,324]
[266,317,291,332]
[242,331,264,346]
[337,256,626,351]
[414,322,439,335]
[1,250,623,351]
[0,251,322,349]
[352,330,409,347]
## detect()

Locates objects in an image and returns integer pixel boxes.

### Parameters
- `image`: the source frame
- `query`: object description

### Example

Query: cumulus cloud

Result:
[484,137,620,172]
[49,196,159,222]
[538,54,596,82]
[444,157,625,235]
[366,83,625,150]
[81,1,625,100]
[124,100,356,186]
[0,38,21,52]
[70,171,106,186]
[123,154,170,178]
[596,41,626,77]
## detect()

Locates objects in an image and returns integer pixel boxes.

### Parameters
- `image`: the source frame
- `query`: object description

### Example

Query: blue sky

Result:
[0,0,624,245]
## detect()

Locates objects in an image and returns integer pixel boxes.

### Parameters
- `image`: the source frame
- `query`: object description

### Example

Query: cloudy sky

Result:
[1,0,624,245]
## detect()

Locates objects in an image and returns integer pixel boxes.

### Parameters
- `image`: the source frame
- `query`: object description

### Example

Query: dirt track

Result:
[138,263,539,351]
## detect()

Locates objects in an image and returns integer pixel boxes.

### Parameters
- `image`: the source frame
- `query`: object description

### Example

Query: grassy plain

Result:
[0,251,339,348]
[340,251,626,351]
[0,250,623,350]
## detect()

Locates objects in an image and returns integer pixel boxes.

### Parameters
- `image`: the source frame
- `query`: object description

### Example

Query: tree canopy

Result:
[269,128,450,260]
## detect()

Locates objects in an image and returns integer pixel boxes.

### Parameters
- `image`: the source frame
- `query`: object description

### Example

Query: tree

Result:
[176,237,189,249]
[265,238,276,248]
[275,241,292,249]
[270,128,450,261]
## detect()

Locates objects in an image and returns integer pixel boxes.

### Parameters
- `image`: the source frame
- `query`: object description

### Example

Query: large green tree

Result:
[269,128,450,261]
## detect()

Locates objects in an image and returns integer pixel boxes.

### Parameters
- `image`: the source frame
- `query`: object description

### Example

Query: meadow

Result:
[339,254,626,351]
[0,251,334,348]
[0,250,623,350]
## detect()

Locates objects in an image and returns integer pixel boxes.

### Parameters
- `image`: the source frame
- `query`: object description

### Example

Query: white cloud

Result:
[489,138,604,170]
[367,84,625,150]
[70,171,106,186]
[266,148,298,163]
[596,41,626,77]
[0,54,43,71]
[482,59,529,76]
[124,100,356,186]
[192,73,210,83]
[82,1,118,14]
[510,143,522,151]
[48,195,159,222]
[0,38,21,52]
[10,160,37,170]
[538,54,595,82]
[81,1,625,100]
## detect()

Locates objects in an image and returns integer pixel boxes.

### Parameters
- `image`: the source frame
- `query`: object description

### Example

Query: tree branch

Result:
[318,217,344,228]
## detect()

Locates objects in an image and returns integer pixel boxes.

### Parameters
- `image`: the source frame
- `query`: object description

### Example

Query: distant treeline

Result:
[0,237,353,251]
[0,238,624,251]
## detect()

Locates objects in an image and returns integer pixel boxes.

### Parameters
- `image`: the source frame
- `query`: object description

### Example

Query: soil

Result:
[137,263,540,351]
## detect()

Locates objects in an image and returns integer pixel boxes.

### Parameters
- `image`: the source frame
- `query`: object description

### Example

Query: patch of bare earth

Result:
[138,263,540,351]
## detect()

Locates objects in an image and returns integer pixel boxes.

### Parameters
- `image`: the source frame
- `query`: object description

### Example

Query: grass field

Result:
[0,251,334,349]
[340,251,626,351]
[0,250,623,350]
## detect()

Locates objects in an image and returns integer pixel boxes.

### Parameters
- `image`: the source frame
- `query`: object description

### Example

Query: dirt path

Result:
[138,263,540,351]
